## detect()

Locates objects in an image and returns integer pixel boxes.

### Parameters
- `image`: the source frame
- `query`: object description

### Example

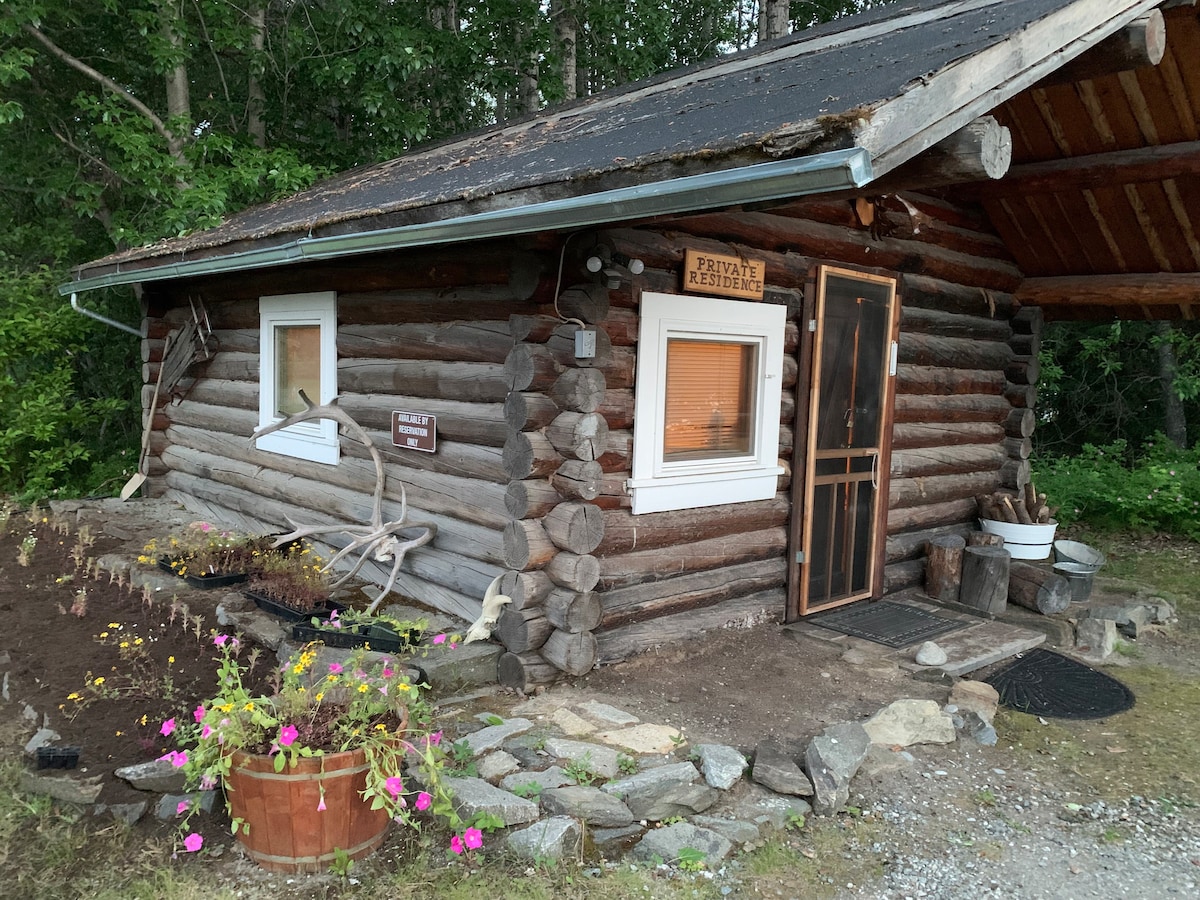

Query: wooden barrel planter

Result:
[224,747,389,873]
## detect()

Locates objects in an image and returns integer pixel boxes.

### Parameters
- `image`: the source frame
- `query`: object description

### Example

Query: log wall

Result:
[142,189,1032,681]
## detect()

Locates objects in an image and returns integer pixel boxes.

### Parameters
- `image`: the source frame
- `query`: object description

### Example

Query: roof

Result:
[66,0,1176,318]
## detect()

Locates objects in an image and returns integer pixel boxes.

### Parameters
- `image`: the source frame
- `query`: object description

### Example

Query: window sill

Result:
[627,466,784,514]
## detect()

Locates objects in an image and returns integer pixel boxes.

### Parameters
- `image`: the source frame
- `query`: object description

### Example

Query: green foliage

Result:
[675,846,706,871]
[563,752,601,786]
[1035,437,1200,539]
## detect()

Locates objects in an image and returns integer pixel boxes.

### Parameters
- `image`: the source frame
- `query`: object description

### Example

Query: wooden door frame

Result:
[785,264,902,621]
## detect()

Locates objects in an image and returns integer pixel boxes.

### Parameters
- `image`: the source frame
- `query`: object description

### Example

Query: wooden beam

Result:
[871,117,1012,190]
[1016,273,1200,307]
[967,141,1200,200]
[1035,10,1166,88]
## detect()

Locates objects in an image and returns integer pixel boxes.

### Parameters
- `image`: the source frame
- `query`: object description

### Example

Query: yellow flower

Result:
[374,724,388,731]
[108,622,120,628]
[115,730,123,736]
[398,683,411,692]
[243,702,255,712]
[357,684,369,693]
[93,677,105,686]
[139,714,148,725]
[99,632,109,639]
[67,692,81,702]
[168,656,175,664]
[119,641,129,649]
[133,637,144,646]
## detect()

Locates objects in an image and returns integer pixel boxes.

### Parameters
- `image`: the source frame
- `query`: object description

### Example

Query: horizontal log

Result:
[505,479,562,519]
[541,629,598,676]
[597,527,788,590]
[545,323,612,371]
[545,553,601,593]
[597,496,789,556]
[899,305,1012,342]
[556,283,611,324]
[503,432,562,480]
[551,459,604,502]
[545,411,609,461]
[886,523,974,563]
[543,502,605,554]
[503,519,557,570]
[1035,10,1165,88]
[878,115,1011,187]
[1008,561,1070,615]
[1004,382,1037,408]
[898,332,1014,371]
[902,274,1018,318]
[889,471,1002,510]
[604,307,638,346]
[184,379,257,410]
[1015,273,1200,309]
[1011,306,1044,335]
[509,314,560,343]
[892,422,1006,450]
[497,651,559,692]
[1005,437,1032,460]
[886,497,978,534]
[504,392,560,431]
[597,389,634,430]
[595,589,782,664]
[1009,332,1041,357]
[336,359,510,402]
[178,350,257,383]
[883,559,925,594]
[1000,458,1032,490]
[336,321,514,362]
[494,606,554,654]
[601,558,787,630]
[505,344,562,392]
[498,570,555,611]
[1005,408,1035,438]
[893,393,1012,424]
[892,444,1008,479]
[895,365,1005,396]
[544,588,602,633]
[337,284,538,324]
[1005,355,1040,386]
[550,368,607,413]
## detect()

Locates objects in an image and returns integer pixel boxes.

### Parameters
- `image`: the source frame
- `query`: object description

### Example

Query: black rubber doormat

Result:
[984,648,1135,720]
[806,600,968,648]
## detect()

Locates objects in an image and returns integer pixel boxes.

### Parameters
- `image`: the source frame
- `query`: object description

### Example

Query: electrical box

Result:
[574,327,597,359]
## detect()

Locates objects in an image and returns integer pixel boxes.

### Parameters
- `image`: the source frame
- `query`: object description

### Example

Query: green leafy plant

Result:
[676,847,706,871]
[786,811,807,830]
[617,753,638,775]
[511,781,543,800]
[141,521,271,579]
[244,540,333,610]
[563,752,601,786]
[482,714,505,727]
[328,847,354,878]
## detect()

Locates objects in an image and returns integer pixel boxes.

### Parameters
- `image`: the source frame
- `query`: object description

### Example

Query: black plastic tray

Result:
[158,558,247,589]
[244,590,347,623]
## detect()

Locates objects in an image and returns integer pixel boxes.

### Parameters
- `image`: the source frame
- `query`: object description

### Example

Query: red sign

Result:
[391,410,436,453]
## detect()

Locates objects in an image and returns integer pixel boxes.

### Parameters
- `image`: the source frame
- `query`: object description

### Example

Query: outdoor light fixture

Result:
[586,244,644,281]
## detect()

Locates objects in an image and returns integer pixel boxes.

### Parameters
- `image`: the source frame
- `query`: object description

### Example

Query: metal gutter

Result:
[59,148,873,296]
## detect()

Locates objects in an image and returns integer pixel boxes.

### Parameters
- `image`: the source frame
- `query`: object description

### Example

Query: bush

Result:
[1036,436,1200,540]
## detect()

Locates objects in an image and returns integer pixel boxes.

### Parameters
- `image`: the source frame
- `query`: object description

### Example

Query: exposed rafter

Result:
[1016,273,1200,308]
[1034,9,1165,88]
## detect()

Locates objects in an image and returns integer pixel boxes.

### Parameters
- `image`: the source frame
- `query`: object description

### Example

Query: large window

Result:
[257,292,339,465]
[629,292,785,514]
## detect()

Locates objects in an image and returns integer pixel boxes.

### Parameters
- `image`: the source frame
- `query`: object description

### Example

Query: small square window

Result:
[257,293,338,465]
[629,292,785,514]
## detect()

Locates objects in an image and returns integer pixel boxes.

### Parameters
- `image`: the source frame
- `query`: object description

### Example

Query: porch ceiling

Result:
[977,3,1200,322]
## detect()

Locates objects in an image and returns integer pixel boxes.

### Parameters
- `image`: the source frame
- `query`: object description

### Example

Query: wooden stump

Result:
[968,531,1005,548]
[959,546,1010,616]
[925,534,966,602]
[1008,562,1071,615]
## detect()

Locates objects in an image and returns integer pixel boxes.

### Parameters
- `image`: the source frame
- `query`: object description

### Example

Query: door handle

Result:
[870,450,880,491]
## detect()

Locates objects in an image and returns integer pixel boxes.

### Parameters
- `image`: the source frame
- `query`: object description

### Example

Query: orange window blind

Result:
[663,338,756,460]
[274,324,320,416]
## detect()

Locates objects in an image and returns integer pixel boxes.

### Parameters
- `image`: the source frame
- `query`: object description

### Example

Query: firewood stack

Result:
[976,480,1056,525]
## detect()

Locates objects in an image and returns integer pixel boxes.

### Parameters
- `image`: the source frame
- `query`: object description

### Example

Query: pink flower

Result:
[158,750,188,768]
[450,835,464,855]
[415,791,432,811]
[160,718,176,737]
[463,827,483,850]
[183,832,203,853]
[382,666,393,677]
[176,800,190,816]
[432,633,446,645]
[200,724,212,740]
[213,634,229,647]
[317,795,326,812]
[279,725,299,747]
[328,662,343,674]
[193,705,206,723]
[385,776,404,797]
[198,522,212,532]
[329,609,342,629]
[199,775,216,791]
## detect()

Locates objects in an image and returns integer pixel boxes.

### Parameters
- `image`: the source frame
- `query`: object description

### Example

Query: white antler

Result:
[252,391,436,613]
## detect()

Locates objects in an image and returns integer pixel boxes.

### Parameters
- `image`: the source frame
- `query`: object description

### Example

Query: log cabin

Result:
[62,0,1200,687]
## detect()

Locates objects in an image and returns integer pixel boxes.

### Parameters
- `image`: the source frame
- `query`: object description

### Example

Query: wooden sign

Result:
[682,249,765,300]
[392,410,436,453]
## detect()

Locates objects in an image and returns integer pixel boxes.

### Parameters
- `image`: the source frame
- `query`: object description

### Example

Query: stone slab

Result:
[910,619,1047,677]
[595,723,682,755]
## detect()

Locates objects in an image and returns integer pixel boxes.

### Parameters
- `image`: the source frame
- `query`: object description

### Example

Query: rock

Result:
[24,727,61,754]
[506,816,582,860]
[549,707,596,736]
[542,737,619,778]
[805,723,870,816]
[862,699,956,747]
[858,745,916,777]
[689,815,761,843]
[630,822,733,864]
[602,761,698,800]
[500,765,574,794]
[637,782,720,821]
[575,700,639,728]
[1080,603,1153,638]
[693,743,748,790]
[948,680,1000,724]
[20,771,104,805]
[1075,618,1117,659]
[477,750,521,782]
[93,800,149,826]
[915,641,948,666]
[590,824,644,846]
[732,784,813,830]
[540,786,634,826]
[442,775,540,826]
[958,710,998,746]
[229,611,287,651]
[751,738,813,797]
[460,718,535,755]
[156,790,216,821]
[115,759,188,793]
[595,723,682,755]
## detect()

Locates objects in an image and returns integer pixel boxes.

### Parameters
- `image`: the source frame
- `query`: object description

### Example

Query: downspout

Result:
[69,292,145,337]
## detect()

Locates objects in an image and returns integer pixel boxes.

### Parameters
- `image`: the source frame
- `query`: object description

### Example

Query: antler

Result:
[251,391,435,613]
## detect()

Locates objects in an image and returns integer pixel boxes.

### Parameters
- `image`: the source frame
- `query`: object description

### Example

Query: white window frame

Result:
[256,292,339,465]
[629,291,786,514]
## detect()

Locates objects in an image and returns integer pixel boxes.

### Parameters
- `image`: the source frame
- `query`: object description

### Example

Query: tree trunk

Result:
[247,6,267,148]
[553,1,578,101]
[759,0,790,41]
[1154,321,1188,448]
